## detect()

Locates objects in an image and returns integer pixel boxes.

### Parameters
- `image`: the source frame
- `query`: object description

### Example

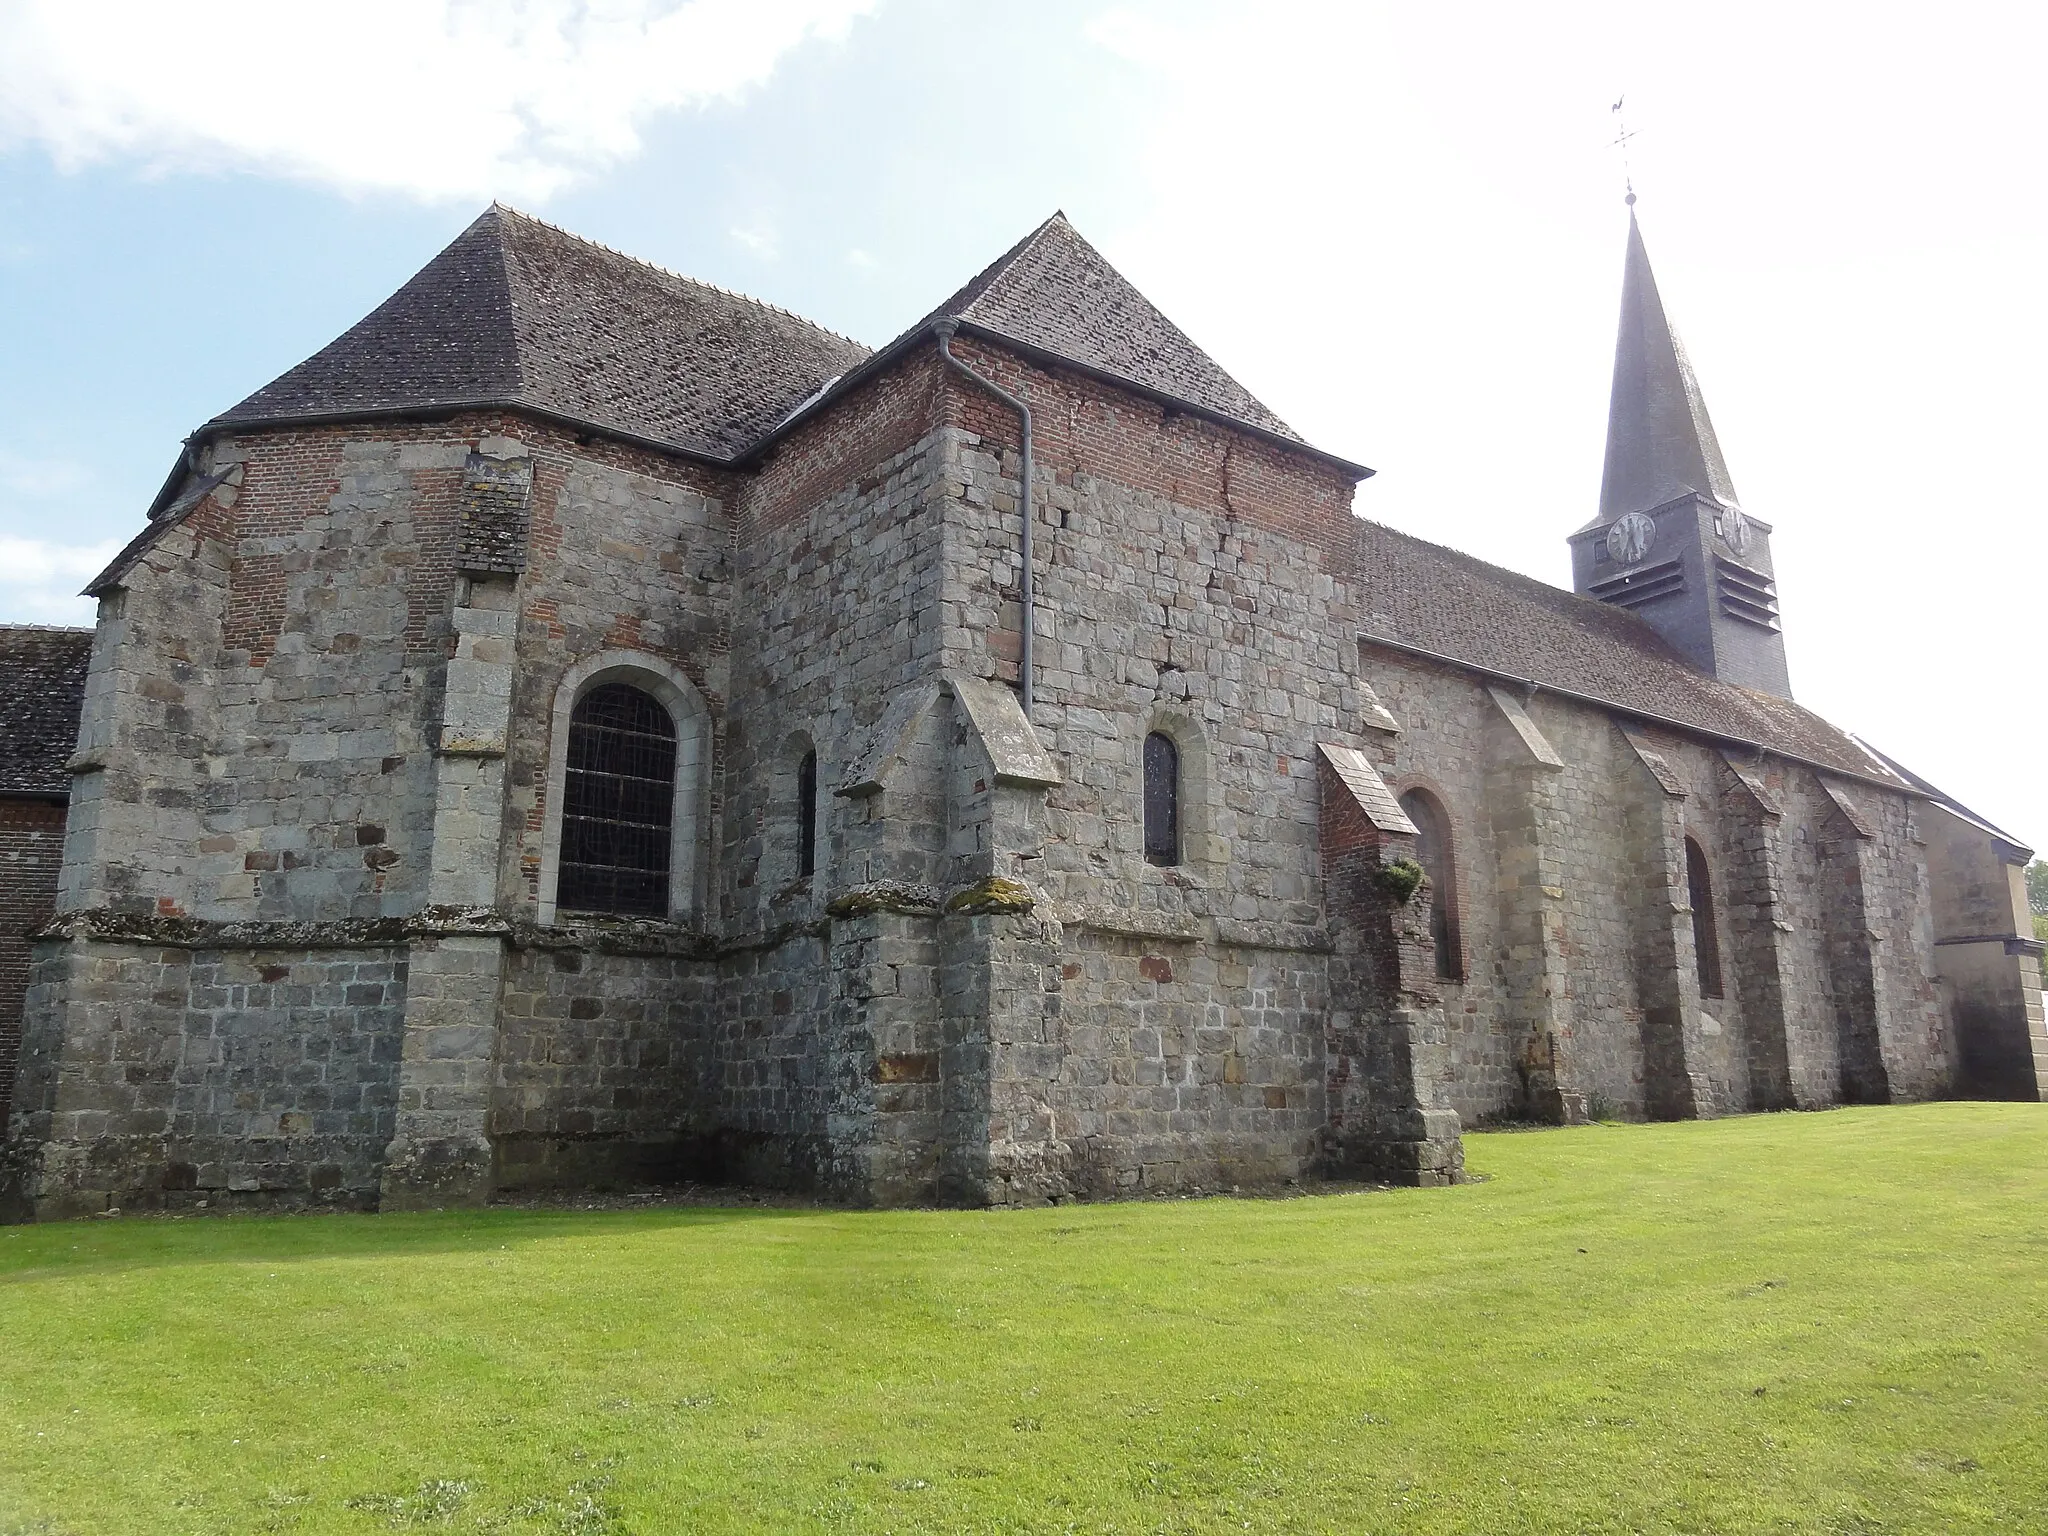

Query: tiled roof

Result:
[212,206,873,462]
[214,207,1311,465]
[914,213,1303,443]
[0,627,91,798]
[1352,521,1908,785]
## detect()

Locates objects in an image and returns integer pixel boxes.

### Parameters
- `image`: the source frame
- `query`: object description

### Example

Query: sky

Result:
[2,0,2042,845]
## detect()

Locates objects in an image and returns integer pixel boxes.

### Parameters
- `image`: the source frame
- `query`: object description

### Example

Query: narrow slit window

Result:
[1686,836,1725,999]
[1143,732,1179,867]
[1398,788,1462,981]
[797,750,818,879]
[558,682,676,916]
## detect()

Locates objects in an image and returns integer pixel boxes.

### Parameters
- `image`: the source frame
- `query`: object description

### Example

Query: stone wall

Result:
[715,351,956,1201]
[1922,804,2048,1099]
[923,338,1429,1191]
[6,327,2028,1220]
[1352,642,1961,1127]
[491,939,717,1188]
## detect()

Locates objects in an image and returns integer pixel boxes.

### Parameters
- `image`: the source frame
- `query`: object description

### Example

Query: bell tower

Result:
[1568,206,1792,698]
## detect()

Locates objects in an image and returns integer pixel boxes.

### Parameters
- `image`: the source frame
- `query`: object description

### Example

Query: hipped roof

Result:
[210,206,1319,469]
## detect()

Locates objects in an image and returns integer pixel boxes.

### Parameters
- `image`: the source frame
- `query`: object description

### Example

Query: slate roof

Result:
[1589,212,1742,531]
[1352,520,1911,787]
[212,206,873,462]
[909,213,1303,444]
[0,627,91,799]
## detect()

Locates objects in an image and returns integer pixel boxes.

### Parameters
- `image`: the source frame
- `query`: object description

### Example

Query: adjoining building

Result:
[3,206,2041,1218]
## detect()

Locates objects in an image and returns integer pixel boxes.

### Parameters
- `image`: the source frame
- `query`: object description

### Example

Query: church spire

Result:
[1596,210,1740,524]
[1569,207,1793,699]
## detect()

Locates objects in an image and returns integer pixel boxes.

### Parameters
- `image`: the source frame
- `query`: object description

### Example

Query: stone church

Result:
[2,205,2041,1219]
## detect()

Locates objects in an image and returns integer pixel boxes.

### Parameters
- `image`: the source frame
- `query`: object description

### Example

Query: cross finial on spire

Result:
[1610,96,1638,206]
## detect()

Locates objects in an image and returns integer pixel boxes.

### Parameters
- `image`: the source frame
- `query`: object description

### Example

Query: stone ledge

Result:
[1049,904,1331,955]
[32,904,510,950]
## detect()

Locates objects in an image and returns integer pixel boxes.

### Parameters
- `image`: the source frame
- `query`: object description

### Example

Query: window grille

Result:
[558,682,677,917]
[1399,788,1462,980]
[1686,837,1725,998]
[797,750,818,879]
[1143,732,1179,867]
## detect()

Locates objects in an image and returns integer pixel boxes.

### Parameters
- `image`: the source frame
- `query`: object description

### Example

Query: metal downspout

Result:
[934,320,1035,718]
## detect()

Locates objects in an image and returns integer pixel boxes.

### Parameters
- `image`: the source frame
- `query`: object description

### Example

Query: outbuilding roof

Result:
[0,627,91,799]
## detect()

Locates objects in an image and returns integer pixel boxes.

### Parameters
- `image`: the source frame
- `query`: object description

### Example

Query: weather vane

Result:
[1610,96,1638,206]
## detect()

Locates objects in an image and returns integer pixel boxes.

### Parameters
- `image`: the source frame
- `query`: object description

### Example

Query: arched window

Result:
[797,749,818,879]
[558,682,677,916]
[1686,836,1724,999]
[1398,788,1462,981]
[1143,732,1179,867]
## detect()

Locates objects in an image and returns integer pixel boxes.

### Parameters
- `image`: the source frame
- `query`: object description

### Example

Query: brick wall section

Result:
[0,799,66,1127]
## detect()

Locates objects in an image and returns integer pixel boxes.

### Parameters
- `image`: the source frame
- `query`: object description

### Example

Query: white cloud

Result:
[729,223,781,259]
[0,451,91,499]
[0,0,876,202]
[0,536,122,625]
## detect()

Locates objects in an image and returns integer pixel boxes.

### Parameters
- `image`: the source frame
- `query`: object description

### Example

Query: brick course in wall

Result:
[0,798,67,1129]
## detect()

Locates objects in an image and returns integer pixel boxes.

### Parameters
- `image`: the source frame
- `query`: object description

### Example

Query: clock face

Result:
[1721,506,1751,554]
[1607,511,1656,565]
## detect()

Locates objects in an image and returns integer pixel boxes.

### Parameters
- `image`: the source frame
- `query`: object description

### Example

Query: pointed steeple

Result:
[1569,207,1792,699]
[1594,211,1740,526]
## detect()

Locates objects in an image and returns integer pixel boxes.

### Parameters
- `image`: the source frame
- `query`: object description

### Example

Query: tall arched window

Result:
[558,682,677,916]
[1686,836,1724,999]
[797,749,819,879]
[1398,788,1462,981]
[1143,732,1179,867]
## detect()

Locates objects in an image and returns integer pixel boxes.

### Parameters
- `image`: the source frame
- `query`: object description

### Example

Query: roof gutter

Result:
[935,320,1036,719]
[1356,630,1930,800]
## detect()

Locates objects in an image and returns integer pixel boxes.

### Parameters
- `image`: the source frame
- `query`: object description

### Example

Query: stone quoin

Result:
[1,207,2041,1218]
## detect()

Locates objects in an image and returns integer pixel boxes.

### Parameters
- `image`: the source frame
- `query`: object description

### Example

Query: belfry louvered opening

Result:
[558,682,677,916]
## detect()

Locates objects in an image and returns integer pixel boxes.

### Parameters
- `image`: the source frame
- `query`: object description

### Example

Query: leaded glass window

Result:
[1686,837,1724,999]
[797,750,818,879]
[558,682,676,916]
[1143,732,1179,867]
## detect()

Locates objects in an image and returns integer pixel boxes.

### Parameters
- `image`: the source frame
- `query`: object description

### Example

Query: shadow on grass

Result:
[0,1198,829,1283]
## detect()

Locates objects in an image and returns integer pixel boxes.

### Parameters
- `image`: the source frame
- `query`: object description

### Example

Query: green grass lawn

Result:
[3,1105,2046,1535]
